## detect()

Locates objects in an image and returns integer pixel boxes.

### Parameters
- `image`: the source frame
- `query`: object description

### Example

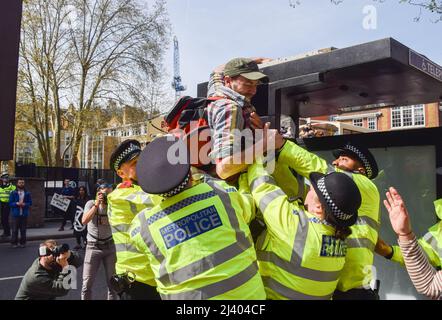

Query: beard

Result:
[48,260,62,273]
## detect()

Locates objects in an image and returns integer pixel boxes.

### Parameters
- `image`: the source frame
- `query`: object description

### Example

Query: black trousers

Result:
[1,202,11,236]
[333,288,380,300]
[11,216,27,245]
[120,281,161,300]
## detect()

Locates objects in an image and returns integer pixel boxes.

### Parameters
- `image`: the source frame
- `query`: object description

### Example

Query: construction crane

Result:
[172,36,186,100]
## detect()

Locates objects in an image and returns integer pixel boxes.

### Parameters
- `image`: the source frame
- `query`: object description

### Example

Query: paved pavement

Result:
[0,221,74,244]
[0,236,109,300]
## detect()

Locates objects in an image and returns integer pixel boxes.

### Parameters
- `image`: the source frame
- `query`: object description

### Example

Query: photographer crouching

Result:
[15,239,82,300]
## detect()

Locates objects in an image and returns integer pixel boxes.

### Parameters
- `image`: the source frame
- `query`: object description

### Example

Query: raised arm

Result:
[277,140,329,179]
[247,160,299,237]
[384,187,442,299]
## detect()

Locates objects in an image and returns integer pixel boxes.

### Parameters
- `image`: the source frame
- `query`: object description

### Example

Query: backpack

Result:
[164,96,222,134]
[164,96,223,168]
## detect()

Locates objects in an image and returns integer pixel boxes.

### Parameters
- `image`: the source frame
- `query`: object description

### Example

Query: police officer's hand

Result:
[384,187,412,238]
[261,122,285,152]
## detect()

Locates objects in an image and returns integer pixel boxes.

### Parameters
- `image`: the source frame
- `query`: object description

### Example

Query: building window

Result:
[352,118,363,127]
[391,105,425,128]
[367,117,377,130]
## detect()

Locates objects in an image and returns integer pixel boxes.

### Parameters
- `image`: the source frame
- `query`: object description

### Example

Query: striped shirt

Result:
[206,71,255,160]
[398,234,442,299]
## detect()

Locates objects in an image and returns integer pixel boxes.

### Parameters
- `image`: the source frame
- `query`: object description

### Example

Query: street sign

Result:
[409,50,442,82]
[50,193,71,212]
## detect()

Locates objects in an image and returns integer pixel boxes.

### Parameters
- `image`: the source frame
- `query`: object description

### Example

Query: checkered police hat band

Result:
[159,173,191,198]
[114,143,141,171]
[317,177,353,221]
[345,144,373,179]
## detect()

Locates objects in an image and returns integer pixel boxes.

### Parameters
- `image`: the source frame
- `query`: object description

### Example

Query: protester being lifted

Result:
[206,57,271,181]
[206,57,306,207]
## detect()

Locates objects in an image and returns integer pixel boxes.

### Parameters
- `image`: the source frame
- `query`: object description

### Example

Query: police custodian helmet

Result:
[309,171,362,228]
[110,139,142,172]
[332,143,379,180]
[136,135,191,198]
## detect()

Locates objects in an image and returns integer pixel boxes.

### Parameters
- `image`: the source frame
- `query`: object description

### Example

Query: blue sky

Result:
[164,0,441,97]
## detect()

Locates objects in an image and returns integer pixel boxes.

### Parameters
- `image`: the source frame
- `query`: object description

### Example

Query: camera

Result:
[51,244,70,257]
[39,243,70,258]
[109,272,136,294]
[97,191,108,205]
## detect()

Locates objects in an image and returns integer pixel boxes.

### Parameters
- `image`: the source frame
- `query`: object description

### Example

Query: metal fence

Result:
[15,163,120,218]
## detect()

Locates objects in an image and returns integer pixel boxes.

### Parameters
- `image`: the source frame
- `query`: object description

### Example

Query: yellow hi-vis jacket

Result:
[129,178,265,300]
[390,198,442,268]
[0,184,15,203]
[276,140,381,292]
[248,161,347,300]
[107,182,160,286]
[273,161,307,203]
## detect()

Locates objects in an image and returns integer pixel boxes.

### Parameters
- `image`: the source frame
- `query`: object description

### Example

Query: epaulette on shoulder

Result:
[118,181,133,189]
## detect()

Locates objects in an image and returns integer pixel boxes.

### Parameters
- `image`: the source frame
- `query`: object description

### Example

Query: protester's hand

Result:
[251,57,273,64]
[383,187,412,238]
[250,112,264,130]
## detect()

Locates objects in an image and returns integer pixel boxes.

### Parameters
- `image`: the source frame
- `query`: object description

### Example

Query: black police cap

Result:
[332,143,379,180]
[309,171,361,228]
[136,135,191,196]
[110,139,142,172]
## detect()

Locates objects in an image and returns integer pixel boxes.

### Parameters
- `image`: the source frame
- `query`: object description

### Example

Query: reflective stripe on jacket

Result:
[277,140,381,292]
[107,183,160,286]
[129,179,265,300]
[0,184,16,203]
[248,162,346,300]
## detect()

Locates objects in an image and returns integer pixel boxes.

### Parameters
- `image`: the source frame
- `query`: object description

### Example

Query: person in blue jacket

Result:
[9,178,32,248]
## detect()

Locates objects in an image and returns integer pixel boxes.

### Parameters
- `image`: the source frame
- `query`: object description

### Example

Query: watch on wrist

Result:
[385,245,394,260]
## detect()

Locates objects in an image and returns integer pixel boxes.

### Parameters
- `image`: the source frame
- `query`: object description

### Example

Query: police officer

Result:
[0,173,16,238]
[129,136,265,300]
[269,135,381,300]
[248,154,361,299]
[107,139,160,300]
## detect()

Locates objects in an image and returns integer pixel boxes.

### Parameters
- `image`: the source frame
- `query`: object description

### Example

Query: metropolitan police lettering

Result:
[320,235,347,257]
[160,205,223,249]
